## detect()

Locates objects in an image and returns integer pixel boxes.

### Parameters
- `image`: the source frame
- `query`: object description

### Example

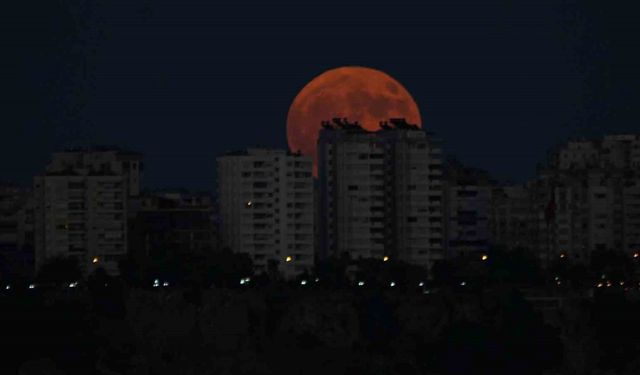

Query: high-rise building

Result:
[128,190,220,265]
[34,148,142,275]
[490,185,535,252]
[490,135,640,266]
[443,159,493,258]
[0,183,34,278]
[317,118,444,270]
[217,148,314,278]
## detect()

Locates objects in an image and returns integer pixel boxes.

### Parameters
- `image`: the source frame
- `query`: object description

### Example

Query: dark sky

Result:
[3,1,639,190]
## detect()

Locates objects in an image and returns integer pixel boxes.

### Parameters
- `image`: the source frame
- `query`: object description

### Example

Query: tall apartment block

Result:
[217,148,314,278]
[34,148,142,275]
[318,118,444,270]
[443,159,493,258]
[0,183,35,278]
[128,190,219,265]
[490,135,640,266]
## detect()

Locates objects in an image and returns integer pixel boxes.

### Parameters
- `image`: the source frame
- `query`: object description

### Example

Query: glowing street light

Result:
[383,256,389,262]
[390,281,396,287]
[559,253,566,259]
[246,201,253,208]
[285,256,292,262]
[481,254,488,261]
[634,252,639,259]
[358,281,365,286]
[92,257,99,264]
[301,280,307,286]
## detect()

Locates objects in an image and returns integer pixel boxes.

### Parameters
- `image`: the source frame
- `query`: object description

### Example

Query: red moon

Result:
[286,66,422,174]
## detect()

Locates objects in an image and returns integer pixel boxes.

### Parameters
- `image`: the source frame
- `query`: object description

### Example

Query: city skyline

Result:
[4,1,640,189]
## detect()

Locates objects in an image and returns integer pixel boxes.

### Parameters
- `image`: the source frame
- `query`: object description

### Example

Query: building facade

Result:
[490,135,640,266]
[34,148,142,275]
[0,183,35,278]
[128,190,219,265]
[217,148,314,278]
[443,159,493,258]
[318,118,444,270]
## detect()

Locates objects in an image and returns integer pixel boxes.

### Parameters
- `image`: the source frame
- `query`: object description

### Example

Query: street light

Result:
[285,256,292,262]
[481,254,488,261]
[92,257,99,264]
[383,256,389,262]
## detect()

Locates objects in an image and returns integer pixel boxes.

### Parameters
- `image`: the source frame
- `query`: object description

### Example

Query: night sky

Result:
[3,1,639,190]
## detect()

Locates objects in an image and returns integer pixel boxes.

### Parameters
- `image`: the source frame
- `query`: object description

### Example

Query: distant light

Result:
[383,256,389,262]
[460,281,466,286]
[153,279,160,288]
[163,282,169,287]
[315,278,320,283]
[240,279,246,285]
[419,282,424,287]
[301,280,307,285]
[68,282,77,288]
[358,281,365,286]
[556,281,562,286]
[5,285,10,290]
[285,256,292,262]
[620,281,625,286]
[92,257,99,264]
[481,254,488,261]
[554,276,560,281]
[634,252,639,259]
[423,289,431,295]
[601,274,606,279]
[28,284,35,289]
[597,283,603,288]
[559,253,566,259]
[246,201,252,208]
[606,281,612,287]
[390,281,396,287]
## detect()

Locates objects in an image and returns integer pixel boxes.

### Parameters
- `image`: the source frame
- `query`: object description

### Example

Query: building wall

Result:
[217,148,314,278]
[318,119,443,270]
[34,149,141,275]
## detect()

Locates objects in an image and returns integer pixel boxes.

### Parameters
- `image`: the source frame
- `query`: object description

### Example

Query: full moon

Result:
[286,66,422,174]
